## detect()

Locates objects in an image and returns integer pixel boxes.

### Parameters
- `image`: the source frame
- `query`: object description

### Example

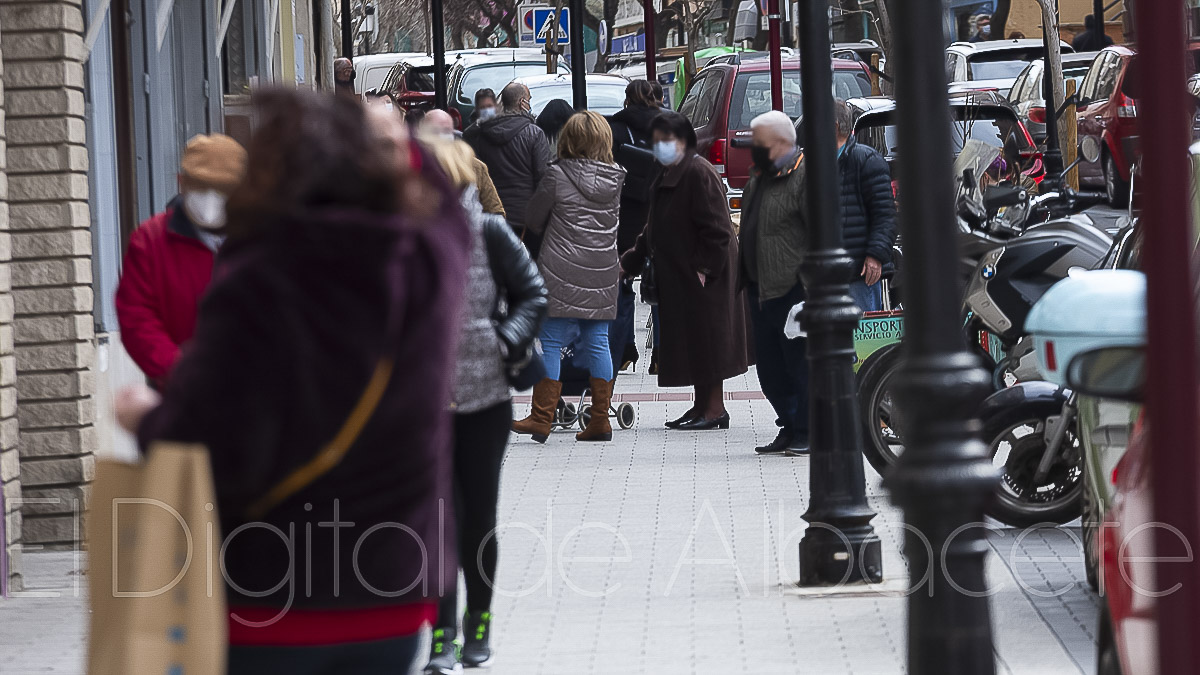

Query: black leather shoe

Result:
[677,412,731,431]
[755,429,795,455]
[784,436,810,456]
[665,410,699,429]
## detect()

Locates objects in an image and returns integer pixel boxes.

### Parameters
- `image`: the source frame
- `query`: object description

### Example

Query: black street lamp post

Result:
[887,0,999,671]
[796,0,883,587]
[568,0,588,109]
[341,0,354,59]
[431,0,448,110]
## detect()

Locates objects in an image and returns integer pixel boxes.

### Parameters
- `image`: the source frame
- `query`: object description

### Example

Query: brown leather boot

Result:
[512,378,561,443]
[577,378,614,442]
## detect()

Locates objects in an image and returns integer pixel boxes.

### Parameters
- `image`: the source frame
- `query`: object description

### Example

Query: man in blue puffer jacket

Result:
[835,99,898,312]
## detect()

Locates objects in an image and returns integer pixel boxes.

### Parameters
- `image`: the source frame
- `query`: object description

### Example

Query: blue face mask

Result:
[653,140,681,166]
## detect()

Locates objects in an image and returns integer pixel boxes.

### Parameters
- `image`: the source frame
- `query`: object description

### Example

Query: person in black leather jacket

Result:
[835,98,897,312]
[420,137,547,675]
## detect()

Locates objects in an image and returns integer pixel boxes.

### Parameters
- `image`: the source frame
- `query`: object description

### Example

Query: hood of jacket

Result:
[612,104,661,134]
[557,159,626,204]
[480,112,537,144]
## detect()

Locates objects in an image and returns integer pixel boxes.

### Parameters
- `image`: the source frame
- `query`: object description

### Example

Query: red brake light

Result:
[1028,107,1046,124]
[891,179,899,199]
[1117,93,1138,118]
[707,139,727,177]
[1044,340,1057,372]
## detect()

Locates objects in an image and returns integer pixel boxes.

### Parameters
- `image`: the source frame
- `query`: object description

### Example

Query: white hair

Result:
[749,110,797,145]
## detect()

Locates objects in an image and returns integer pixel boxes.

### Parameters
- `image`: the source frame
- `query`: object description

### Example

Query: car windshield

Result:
[530,82,627,115]
[968,50,1044,80]
[856,106,1033,159]
[458,63,569,102]
[728,69,871,128]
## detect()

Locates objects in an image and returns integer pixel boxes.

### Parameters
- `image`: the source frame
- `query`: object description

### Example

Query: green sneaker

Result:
[425,627,462,675]
[461,611,494,668]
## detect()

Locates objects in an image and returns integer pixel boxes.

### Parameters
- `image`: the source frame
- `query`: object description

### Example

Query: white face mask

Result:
[183,189,228,231]
[478,107,497,121]
[653,140,681,166]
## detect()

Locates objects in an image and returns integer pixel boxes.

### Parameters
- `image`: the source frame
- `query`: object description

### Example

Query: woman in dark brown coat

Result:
[620,111,749,430]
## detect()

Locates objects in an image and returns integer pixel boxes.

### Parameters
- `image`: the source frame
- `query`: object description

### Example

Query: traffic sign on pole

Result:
[534,8,570,45]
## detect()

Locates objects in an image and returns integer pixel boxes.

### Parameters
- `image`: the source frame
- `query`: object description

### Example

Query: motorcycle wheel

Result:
[856,344,906,474]
[983,399,1084,527]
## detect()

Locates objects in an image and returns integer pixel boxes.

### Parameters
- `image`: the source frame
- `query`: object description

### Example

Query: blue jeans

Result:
[849,279,883,313]
[540,317,614,381]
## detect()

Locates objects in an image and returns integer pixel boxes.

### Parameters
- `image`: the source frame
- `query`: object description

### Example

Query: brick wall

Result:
[0,19,20,594]
[0,0,94,549]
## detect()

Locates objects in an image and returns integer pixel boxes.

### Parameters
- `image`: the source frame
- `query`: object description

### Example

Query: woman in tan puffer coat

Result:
[513,111,627,443]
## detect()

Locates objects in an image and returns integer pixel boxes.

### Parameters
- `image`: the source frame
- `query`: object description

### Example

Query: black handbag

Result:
[640,255,660,306]
[506,338,547,391]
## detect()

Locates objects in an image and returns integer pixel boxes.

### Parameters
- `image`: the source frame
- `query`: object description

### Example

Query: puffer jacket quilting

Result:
[525,158,627,320]
[463,113,553,229]
[838,135,897,267]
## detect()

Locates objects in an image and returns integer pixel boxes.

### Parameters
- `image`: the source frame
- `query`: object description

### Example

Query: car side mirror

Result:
[1067,347,1145,402]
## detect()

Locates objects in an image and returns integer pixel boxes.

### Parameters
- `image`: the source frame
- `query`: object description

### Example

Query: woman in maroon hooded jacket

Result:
[115,90,470,673]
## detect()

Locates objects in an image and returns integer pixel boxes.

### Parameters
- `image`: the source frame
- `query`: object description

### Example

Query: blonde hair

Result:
[557,111,614,163]
[420,134,477,190]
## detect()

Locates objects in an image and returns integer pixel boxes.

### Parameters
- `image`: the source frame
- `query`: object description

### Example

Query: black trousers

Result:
[437,400,512,628]
[747,283,810,439]
[228,634,420,674]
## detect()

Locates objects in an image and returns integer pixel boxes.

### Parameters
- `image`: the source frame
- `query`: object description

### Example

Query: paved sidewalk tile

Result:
[0,302,1101,674]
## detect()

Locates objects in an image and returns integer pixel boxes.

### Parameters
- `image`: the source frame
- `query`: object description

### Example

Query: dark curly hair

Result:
[225,89,400,240]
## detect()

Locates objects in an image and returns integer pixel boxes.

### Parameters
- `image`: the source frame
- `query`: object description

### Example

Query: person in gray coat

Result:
[463,82,553,255]
[513,111,627,443]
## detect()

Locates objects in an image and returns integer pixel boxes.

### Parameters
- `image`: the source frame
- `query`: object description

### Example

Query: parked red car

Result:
[1075,46,1139,207]
[1095,406,1159,675]
[677,54,873,210]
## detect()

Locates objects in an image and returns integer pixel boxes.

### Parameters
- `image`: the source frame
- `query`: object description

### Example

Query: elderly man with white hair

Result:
[423,108,507,217]
[740,109,811,456]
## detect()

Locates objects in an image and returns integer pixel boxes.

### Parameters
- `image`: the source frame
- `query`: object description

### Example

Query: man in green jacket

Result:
[740,110,810,455]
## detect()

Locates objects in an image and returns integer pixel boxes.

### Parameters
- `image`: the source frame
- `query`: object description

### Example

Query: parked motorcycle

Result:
[858,138,1110,526]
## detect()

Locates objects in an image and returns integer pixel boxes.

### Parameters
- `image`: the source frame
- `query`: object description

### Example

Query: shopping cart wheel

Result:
[617,403,636,430]
[578,405,592,431]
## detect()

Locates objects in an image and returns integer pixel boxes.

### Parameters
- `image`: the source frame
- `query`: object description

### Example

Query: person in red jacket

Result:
[115,134,247,385]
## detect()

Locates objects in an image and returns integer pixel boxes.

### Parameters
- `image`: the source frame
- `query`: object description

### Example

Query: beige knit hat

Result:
[179,134,247,193]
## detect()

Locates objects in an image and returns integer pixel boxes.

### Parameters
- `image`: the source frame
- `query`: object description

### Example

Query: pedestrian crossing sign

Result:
[534,8,570,44]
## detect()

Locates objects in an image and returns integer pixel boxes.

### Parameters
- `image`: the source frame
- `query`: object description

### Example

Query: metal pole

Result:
[341,0,353,59]
[1041,3,1064,183]
[643,0,656,83]
[1136,0,1200,671]
[887,0,997,670]
[431,0,447,109]
[795,0,883,588]
[767,0,783,111]
[569,0,587,109]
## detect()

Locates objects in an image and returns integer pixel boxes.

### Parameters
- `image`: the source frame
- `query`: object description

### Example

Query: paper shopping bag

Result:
[87,443,226,675]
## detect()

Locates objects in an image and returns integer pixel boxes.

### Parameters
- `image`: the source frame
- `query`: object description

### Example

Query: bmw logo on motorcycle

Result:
[981,265,997,279]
